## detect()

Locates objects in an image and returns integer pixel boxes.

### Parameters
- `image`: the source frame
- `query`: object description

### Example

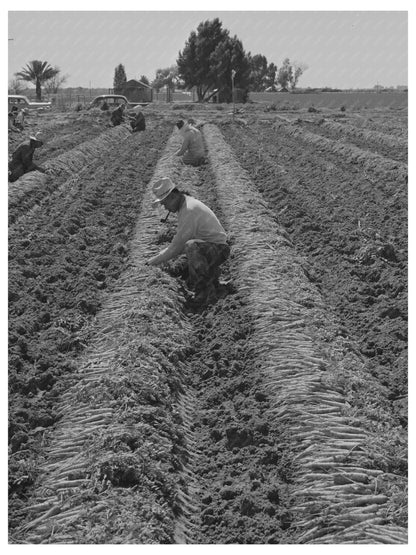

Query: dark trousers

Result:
[8,161,39,183]
[184,240,230,292]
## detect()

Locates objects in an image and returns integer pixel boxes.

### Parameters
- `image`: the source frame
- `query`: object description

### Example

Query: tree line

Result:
[10,18,307,102]
[115,18,308,102]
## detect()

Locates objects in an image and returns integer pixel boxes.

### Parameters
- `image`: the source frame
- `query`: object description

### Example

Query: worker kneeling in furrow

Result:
[110,104,125,126]
[147,177,230,304]
[8,133,47,182]
[129,110,146,133]
[175,119,206,167]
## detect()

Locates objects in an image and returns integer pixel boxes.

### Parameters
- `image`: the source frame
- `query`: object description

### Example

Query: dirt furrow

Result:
[8,122,172,537]
[219,120,407,415]
[296,118,407,162]
[8,108,407,544]
[8,125,132,226]
[344,111,408,139]
[273,120,407,182]
[10,130,195,543]
[202,123,407,543]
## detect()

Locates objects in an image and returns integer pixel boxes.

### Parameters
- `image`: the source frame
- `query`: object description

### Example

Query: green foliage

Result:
[264,103,277,112]
[276,58,308,91]
[177,18,251,102]
[139,75,150,86]
[151,66,178,92]
[15,60,60,100]
[8,78,25,95]
[277,58,293,91]
[113,63,127,94]
[248,54,268,91]
[44,73,68,95]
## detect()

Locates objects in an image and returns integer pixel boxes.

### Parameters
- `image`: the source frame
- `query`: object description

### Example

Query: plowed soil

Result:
[8,103,407,544]
[219,115,407,418]
[9,115,172,524]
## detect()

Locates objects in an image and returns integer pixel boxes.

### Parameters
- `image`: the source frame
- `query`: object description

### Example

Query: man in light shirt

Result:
[175,120,206,166]
[148,177,230,304]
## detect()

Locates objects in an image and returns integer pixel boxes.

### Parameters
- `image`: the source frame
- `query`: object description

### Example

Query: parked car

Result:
[8,95,52,111]
[89,94,129,109]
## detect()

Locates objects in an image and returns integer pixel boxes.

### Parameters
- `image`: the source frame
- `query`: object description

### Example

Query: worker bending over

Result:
[148,177,229,304]
[175,119,206,166]
[8,134,46,182]
[110,104,125,126]
[130,111,146,132]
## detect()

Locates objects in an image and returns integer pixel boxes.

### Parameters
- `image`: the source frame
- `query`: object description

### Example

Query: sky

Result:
[6,3,409,91]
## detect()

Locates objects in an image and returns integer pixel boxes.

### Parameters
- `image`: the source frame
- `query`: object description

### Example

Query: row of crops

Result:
[9,111,407,543]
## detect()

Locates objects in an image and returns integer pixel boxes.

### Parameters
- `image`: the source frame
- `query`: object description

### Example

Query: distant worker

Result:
[130,110,146,133]
[175,119,206,166]
[8,133,46,182]
[14,108,26,131]
[147,177,230,304]
[8,106,20,132]
[110,104,125,126]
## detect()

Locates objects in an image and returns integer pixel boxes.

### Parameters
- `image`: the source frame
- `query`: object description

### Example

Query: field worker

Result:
[148,177,230,304]
[110,104,125,126]
[14,108,26,131]
[8,107,20,132]
[175,119,206,166]
[130,110,146,132]
[8,132,46,182]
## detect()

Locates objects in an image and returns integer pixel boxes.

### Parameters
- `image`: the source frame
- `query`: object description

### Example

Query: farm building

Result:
[121,79,153,103]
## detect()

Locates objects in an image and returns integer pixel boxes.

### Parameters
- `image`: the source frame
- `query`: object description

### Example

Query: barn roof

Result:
[125,79,152,89]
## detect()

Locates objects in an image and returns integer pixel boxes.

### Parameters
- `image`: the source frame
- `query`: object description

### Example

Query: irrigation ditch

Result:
[9,115,407,544]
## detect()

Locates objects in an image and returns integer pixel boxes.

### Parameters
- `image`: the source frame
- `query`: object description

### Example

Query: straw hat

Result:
[152,177,176,204]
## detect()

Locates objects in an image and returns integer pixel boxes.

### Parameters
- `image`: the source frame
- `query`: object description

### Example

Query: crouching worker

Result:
[130,110,146,132]
[110,104,125,126]
[8,133,46,182]
[175,119,206,166]
[147,177,230,304]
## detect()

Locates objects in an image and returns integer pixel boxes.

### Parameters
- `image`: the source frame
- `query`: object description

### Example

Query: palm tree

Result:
[15,60,60,100]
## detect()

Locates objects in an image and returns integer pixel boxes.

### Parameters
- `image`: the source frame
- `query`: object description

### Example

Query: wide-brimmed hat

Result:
[29,131,43,141]
[152,177,176,204]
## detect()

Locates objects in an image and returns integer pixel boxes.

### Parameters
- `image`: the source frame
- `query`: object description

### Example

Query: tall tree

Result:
[44,73,69,95]
[177,18,251,102]
[176,31,199,93]
[263,63,278,91]
[113,64,127,94]
[8,78,25,95]
[151,66,178,92]
[15,60,60,100]
[211,35,251,102]
[289,61,308,90]
[139,75,150,86]
[277,58,293,91]
[248,54,269,91]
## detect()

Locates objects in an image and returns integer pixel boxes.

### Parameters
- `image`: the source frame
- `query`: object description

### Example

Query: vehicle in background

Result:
[89,94,129,109]
[8,95,52,111]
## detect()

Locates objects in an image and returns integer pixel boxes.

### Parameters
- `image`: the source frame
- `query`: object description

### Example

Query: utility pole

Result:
[231,69,236,120]
[9,39,15,92]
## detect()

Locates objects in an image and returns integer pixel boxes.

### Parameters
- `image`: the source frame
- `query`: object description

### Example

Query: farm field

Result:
[8,99,408,544]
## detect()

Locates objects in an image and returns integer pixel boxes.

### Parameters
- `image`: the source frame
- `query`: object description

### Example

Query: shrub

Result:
[265,104,277,112]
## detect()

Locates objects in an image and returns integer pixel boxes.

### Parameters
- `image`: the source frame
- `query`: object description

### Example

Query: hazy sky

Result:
[7,6,409,90]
